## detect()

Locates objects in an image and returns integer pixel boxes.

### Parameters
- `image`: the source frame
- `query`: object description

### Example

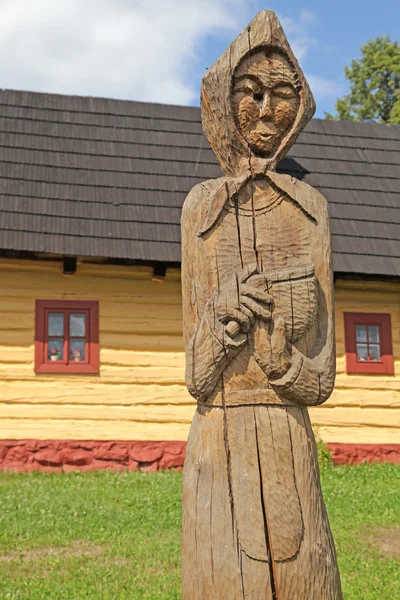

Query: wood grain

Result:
[181,10,343,598]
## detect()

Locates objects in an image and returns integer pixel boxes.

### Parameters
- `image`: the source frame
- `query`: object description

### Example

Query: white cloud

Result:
[276,8,341,104]
[0,2,339,106]
[278,9,318,61]
[0,0,248,105]
[299,9,318,25]
[306,75,344,100]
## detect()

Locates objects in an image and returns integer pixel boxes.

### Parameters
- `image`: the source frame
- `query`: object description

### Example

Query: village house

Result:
[0,89,399,471]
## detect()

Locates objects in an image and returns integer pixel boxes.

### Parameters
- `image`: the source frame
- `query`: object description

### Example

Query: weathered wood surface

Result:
[181,10,343,598]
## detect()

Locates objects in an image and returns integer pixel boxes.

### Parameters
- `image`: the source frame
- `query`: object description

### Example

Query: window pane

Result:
[70,339,85,361]
[356,325,367,343]
[369,344,381,361]
[356,344,368,361]
[70,313,86,337]
[368,325,380,344]
[48,313,64,336]
[48,339,64,361]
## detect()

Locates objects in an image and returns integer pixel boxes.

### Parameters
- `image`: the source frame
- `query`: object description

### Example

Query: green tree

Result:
[326,36,400,124]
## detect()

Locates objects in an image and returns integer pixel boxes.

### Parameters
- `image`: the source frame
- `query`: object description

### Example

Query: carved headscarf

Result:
[200,10,315,177]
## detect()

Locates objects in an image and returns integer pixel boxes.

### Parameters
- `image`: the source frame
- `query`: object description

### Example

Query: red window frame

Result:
[35,300,99,374]
[344,312,394,375]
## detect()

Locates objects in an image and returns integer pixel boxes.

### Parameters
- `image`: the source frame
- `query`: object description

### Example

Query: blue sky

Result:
[197,0,400,117]
[0,0,398,118]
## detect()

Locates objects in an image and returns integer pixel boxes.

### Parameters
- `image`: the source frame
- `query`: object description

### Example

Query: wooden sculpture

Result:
[181,10,343,599]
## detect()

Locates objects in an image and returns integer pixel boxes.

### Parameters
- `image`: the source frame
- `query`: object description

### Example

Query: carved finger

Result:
[270,314,286,353]
[236,302,254,319]
[241,284,273,305]
[253,322,272,372]
[237,263,259,284]
[221,307,253,332]
[225,320,241,338]
[241,296,272,321]
[268,315,292,378]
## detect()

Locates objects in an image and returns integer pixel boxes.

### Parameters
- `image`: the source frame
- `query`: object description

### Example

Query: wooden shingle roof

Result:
[0,88,399,276]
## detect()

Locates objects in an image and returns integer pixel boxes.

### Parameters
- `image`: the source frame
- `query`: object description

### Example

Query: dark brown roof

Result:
[0,88,399,276]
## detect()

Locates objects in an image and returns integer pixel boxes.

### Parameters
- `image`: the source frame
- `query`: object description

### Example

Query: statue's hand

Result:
[217,266,273,340]
[240,282,273,321]
[254,314,292,379]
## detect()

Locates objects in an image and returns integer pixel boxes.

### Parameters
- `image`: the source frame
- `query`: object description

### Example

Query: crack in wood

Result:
[209,462,215,584]
[254,408,278,600]
[234,190,244,268]
[221,387,236,538]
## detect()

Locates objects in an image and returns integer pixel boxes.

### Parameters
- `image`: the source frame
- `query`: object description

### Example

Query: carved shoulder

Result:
[291,176,329,220]
[181,177,226,231]
[267,171,329,226]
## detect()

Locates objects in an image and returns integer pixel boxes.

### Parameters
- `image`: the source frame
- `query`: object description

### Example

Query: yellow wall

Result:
[0,258,399,445]
[315,279,400,444]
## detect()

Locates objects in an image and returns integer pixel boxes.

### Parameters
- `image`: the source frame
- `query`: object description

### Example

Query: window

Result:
[344,312,394,374]
[35,300,99,373]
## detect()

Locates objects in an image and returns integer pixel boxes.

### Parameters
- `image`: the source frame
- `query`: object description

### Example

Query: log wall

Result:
[0,258,399,446]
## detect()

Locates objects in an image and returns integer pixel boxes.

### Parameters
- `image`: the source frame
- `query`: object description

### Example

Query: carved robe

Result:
[181,173,341,599]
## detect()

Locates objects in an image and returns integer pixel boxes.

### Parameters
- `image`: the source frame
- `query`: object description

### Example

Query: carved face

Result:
[232,50,300,157]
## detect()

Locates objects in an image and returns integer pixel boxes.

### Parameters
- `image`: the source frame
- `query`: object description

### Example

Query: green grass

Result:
[0,464,398,599]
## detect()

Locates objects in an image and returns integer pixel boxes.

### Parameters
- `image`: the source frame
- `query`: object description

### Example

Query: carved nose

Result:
[259,93,273,119]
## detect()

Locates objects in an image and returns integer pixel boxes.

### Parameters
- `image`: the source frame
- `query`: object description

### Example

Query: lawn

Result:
[0,464,398,599]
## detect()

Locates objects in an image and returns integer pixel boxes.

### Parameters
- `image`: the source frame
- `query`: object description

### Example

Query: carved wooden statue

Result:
[181,10,343,599]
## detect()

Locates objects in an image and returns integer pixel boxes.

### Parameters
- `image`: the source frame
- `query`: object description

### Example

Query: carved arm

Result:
[253,210,336,406]
[181,184,275,402]
[268,342,335,406]
[185,292,247,401]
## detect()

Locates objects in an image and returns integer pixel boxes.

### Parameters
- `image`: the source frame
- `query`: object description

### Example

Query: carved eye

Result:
[235,85,255,95]
[273,85,296,99]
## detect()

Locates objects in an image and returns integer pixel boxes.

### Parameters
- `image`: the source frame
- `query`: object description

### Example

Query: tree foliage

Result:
[326,36,400,124]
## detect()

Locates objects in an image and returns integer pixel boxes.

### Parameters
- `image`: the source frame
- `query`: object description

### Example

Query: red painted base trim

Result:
[327,443,400,465]
[0,440,187,473]
[0,441,399,472]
